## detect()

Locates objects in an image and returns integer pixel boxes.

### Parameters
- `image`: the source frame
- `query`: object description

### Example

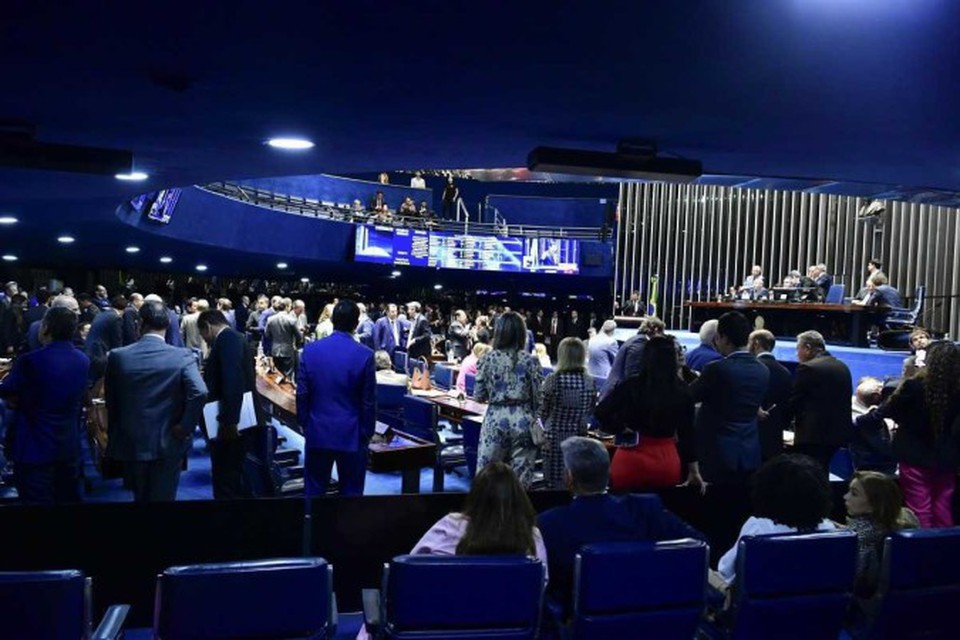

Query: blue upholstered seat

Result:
[465,372,477,398]
[392,350,408,374]
[433,363,455,391]
[0,569,128,640]
[864,527,960,639]
[364,554,545,639]
[153,558,335,639]
[703,530,858,640]
[570,539,708,640]
[377,383,408,429]
[826,284,846,304]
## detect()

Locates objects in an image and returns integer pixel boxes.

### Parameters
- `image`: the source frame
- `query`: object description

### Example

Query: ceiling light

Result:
[434,284,443,290]
[266,137,315,150]
[391,270,401,277]
[196,264,208,272]
[0,216,18,225]
[115,171,149,181]
[159,256,173,263]
[300,277,310,283]
[125,246,140,253]
[277,262,288,269]
[2,255,17,261]
[57,235,75,244]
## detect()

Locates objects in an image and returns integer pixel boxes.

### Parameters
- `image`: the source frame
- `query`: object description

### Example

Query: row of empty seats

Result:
[4,527,957,639]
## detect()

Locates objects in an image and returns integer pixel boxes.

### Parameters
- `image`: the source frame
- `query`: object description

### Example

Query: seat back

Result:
[732,530,857,640]
[400,395,438,442]
[465,372,477,397]
[433,363,455,391]
[572,540,708,640]
[825,284,845,304]
[462,415,483,478]
[382,555,544,639]
[377,383,409,429]
[0,570,88,640]
[909,285,925,317]
[155,558,333,639]
[870,528,960,639]
[392,350,408,374]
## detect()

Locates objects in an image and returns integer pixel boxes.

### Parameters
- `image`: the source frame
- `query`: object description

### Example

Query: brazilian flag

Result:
[647,274,659,317]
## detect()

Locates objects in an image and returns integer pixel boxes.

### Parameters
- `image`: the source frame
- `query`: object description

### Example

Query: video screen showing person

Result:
[522,238,580,274]
[354,225,395,264]
[146,188,182,224]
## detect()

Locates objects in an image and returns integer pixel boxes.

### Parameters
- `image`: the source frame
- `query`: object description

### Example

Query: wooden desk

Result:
[686,300,879,347]
[427,395,488,423]
[256,367,298,429]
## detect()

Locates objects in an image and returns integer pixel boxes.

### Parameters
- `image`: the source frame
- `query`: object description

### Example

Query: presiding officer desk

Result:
[686,300,881,347]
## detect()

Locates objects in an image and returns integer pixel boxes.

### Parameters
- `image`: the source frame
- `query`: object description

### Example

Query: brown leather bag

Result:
[411,357,432,391]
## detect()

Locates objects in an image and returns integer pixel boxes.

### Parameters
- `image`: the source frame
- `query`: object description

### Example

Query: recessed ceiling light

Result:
[0,216,18,225]
[277,262,288,269]
[125,246,140,253]
[266,137,314,150]
[2,255,17,261]
[57,236,75,244]
[434,284,443,290]
[196,264,208,272]
[115,171,149,181]
[391,270,401,277]
[300,277,310,283]
[159,256,173,263]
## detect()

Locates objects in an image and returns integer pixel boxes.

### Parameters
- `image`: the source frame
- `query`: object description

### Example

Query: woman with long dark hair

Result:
[595,335,704,492]
[875,340,960,527]
[474,311,543,488]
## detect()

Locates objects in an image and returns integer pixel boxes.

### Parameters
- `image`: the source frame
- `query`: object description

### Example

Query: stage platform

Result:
[613,328,905,385]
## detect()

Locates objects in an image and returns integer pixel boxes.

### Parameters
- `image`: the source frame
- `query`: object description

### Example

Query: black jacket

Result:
[785,353,852,449]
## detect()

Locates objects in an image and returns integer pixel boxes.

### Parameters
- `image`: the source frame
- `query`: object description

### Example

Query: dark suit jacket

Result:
[565,317,587,340]
[122,306,140,346]
[684,344,722,373]
[756,352,792,460]
[876,377,960,469]
[872,285,903,308]
[105,335,208,461]
[22,304,46,330]
[0,340,90,463]
[204,328,255,428]
[785,353,852,449]
[815,273,834,298]
[406,313,432,362]
[296,331,375,452]
[84,309,123,379]
[265,312,299,358]
[599,332,648,399]
[374,316,402,354]
[545,316,564,343]
[619,299,645,317]
[446,320,470,360]
[538,493,706,614]
[357,316,376,350]
[165,309,184,347]
[690,351,769,481]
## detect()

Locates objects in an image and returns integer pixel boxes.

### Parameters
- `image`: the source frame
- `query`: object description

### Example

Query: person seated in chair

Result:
[374,350,408,387]
[852,272,902,309]
[902,328,931,378]
[538,437,705,617]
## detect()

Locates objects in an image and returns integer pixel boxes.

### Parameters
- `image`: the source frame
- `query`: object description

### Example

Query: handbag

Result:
[411,357,432,391]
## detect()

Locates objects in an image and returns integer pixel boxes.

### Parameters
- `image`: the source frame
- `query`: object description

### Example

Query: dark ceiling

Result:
[2,0,959,277]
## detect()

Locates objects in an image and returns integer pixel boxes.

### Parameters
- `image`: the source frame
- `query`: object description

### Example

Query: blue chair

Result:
[864,528,960,639]
[363,555,545,639]
[401,395,464,491]
[826,284,846,304]
[377,383,408,429]
[464,372,477,397]
[152,558,336,639]
[462,414,482,478]
[569,539,708,640]
[829,448,855,481]
[433,363,455,391]
[884,285,925,330]
[392,350,408,374]
[0,569,129,640]
[702,530,857,640]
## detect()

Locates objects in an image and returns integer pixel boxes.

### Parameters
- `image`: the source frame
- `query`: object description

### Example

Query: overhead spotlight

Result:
[57,235,75,244]
[196,264,208,272]
[125,246,140,253]
[300,277,310,283]
[159,256,173,263]
[277,262,289,269]
[0,216,18,224]
[2,254,17,261]
[115,171,149,181]
[433,284,443,290]
[391,270,401,277]
[267,137,314,150]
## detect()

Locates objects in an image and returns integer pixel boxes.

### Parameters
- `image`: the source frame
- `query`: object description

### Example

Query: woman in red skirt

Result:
[595,335,705,493]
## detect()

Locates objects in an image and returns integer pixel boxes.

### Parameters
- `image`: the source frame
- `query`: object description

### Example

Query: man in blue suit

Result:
[690,311,769,484]
[297,299,376,496]
[0,307,90,503]
[538,437,705,615]
[105,301,207,502]
[84,295,126,381]
[356,303,376,350]
[373,303,403,356]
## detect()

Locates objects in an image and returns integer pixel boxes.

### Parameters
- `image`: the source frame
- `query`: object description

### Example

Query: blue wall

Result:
[237,174,431,211]
[486,194,609,227]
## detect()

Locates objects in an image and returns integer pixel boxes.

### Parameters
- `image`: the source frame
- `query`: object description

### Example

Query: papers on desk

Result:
[203,392,258,439]
[410,389,448,398]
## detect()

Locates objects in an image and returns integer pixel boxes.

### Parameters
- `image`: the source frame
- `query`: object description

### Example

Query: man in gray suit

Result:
[105,301,208,502]
[587,320,619,380]
[266,298,300,381]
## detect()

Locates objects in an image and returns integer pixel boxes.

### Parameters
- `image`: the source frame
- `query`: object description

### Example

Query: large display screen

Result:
[354,225,579,274]
[146,188,182,224]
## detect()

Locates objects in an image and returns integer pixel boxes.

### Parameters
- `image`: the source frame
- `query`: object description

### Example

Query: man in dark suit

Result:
[265,299,299,381]
[784,330,852,470]
[121,293,143,346]
[545,310,564,360]
[404,301,432,364]
[447,309,470,361]
[374,303,403,356]
[538,437,705,615]
[21,288,51,331]
[84,295,126,381]
[296,300,376,496]
[105,301,207,502]
[685,319,723,373]
[598,316,665,400]
[565,309,587,340]
[748,329,792,461]
[690,311,769,483]
[0,307,90,503]
[813,263,833,299]
[199,309,256,499]
[617,290,645,317]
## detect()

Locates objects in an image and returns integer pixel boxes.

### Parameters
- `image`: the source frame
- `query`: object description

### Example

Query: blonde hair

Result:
[556,337,586,373]
[472,342,492,359]
[318,303,334,322]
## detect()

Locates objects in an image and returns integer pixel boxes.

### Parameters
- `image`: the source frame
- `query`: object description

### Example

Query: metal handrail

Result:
[196,181,604,240]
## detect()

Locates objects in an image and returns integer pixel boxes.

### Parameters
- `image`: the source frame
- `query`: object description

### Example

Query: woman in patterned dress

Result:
[474,312,544,488]
[539,337,597,489]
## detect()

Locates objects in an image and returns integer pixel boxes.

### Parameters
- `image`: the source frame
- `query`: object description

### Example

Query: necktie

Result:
[391,320,398,346]
[407,318,415,349]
